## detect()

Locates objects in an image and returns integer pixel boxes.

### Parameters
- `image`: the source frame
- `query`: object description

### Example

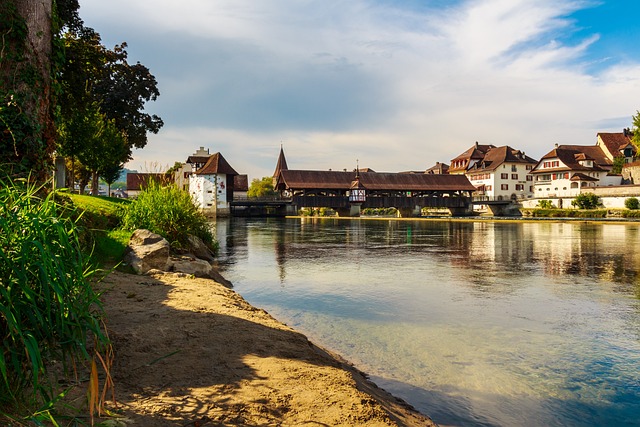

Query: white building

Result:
[463,145,538,200]
[189,152,238,217]
[530,144,621,200]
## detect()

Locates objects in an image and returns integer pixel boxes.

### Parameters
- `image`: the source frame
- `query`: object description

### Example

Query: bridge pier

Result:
[448,206,473,216]
[336,205,361,217]
[397,206,422,218]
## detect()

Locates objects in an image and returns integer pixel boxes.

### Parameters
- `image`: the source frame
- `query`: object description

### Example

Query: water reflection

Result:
[214,218,640,427]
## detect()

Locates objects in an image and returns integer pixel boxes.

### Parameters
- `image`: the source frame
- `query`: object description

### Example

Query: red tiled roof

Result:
[234,174,249,191]
[538,145,611,170]
[195,152,238,176]
[277,170,476,191]
[598,132,634,157]
[126,173,171,191]
[468,146,537,172]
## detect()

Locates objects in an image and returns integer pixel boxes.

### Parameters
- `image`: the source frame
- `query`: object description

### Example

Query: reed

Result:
[0,176,108,418]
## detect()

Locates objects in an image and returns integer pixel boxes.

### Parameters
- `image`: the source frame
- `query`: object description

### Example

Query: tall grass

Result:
[121,180,215,250]
[0,177,108,416]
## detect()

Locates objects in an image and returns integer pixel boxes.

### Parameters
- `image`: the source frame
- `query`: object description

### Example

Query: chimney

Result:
[555,143,559,148]
[475,141,479,148]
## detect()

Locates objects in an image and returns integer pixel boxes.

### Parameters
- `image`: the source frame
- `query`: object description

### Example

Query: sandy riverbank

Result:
[95,270,436,426]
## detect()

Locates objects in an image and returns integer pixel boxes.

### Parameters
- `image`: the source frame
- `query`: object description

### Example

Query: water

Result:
[213,217,640,427]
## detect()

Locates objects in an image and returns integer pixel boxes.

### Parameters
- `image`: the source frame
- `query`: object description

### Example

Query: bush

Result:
[0,177,106,411]
[625,197,639,210]
[571,193,600,209]
[537,200,555,209]
[121,180,215,250]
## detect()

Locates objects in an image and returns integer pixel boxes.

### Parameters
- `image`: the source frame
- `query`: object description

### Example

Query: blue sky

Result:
[78,0,640,180]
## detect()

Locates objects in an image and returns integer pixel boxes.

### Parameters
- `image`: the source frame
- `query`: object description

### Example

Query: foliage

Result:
[625,197,640,210]
[0,176,107,411]
[247,177,278,198]
[611,155,626,175]
[121,181,215,250]
[0,3,50,179]
[571,193,600,209]
[536,199,555,209]
[622,209,640,218]
[522,208,608,218]
[632,111,640,149]
[362,207,399,216]
[299,207,337,216]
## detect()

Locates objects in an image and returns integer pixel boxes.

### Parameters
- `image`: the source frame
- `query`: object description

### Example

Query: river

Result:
[213,217,640,427]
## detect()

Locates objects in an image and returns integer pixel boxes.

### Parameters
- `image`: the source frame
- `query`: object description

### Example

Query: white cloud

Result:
[78,0,640,180]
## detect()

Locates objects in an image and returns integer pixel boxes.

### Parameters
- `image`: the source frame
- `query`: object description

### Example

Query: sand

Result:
[94,270,437,426]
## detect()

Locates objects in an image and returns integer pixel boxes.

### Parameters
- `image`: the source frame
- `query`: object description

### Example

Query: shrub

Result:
[571,193,600,209]
[121,180,215,250]
[537,200,555,209]
[0,177,107,411]
[625,197,639,210]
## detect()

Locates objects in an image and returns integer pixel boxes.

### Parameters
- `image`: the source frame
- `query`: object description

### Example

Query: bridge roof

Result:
[277,170,476,191]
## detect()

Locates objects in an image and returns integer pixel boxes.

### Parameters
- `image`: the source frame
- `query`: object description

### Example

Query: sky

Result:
[77,0,640,181]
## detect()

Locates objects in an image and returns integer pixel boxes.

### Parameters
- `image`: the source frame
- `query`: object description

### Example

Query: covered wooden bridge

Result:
[274,169,477,217]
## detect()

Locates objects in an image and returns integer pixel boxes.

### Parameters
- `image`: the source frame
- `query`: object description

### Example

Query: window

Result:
[511,165,517,172]
[511,174,518,180]
[526,175,533,181]
[515,184,524,191]
[486,185,492,191]
[501,173,508,179]
[529,186,534,192]
[501,184,508,190]
[526,165,533,170]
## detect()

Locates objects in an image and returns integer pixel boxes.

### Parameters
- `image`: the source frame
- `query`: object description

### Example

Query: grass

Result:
[0,177,110,422]
[67,194,130,230]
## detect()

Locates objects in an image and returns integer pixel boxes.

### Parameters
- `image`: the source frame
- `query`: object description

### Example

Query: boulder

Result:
[124,230,170,274]
[186,234,215,262]
[167,255,233,287]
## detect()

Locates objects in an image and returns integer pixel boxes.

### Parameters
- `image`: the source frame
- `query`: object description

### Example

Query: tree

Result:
[57,27,162,193]
[632,111,640,149]
[571,193,600,209]
[247,176,278,198]
[611,155,625,174]
[0,1,54,179]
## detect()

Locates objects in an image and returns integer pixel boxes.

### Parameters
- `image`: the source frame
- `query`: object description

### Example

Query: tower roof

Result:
[273,146,289,178]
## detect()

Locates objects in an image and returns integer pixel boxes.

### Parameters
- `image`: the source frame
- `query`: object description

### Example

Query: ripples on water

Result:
[214,218,640,427]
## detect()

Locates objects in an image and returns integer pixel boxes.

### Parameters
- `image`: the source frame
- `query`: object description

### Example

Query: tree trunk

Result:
[3,0,54,179]
[91,170,99,195]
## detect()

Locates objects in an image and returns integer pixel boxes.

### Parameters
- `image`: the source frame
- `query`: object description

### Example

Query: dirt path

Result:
[96,271,436,426]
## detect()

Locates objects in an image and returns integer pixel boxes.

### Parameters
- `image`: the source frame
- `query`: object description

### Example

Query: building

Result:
[189,152,239,216]
[425,162,449,174]
[449,142,496,175]
[126,173,171,198]
[530,143,621,199]
[597,129,636,164]
[465,146,538,200]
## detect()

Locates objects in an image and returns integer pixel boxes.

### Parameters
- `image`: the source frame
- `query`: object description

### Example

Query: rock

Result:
[186,234,215,262]
[124,230,171,274]
[167,255,233,287]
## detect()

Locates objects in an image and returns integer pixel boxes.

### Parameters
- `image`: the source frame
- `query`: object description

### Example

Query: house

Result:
[126,173,171,198]
[234,174,249,199]
[425,162,449,175]
[189,152,239,216]
[597,129,636,164]
[449,142,496,175]
[186,147,211,171]
[465,146,537,200]
[530,143,621,199]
